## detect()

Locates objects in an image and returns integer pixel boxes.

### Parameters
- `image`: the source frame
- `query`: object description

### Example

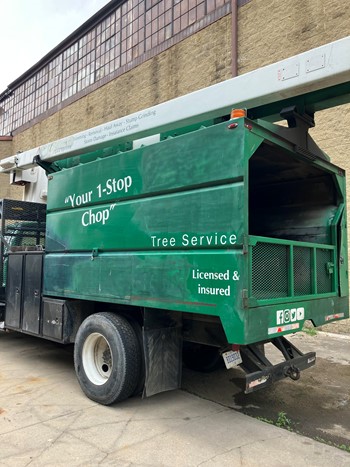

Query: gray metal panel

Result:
[42,298,64,341]
[5,254,23,329]
[22,253,43,334]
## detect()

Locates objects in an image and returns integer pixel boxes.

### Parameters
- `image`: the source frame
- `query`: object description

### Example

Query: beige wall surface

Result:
[0,140,12,159]
[238,0,350,218]
[0,140,22,200]
[238,0,350,74]
[12,16,232,155]
[0,174,23,200]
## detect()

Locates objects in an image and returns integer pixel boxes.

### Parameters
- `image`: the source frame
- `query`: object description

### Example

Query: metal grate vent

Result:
[294,246,312,295]
[316,249,333,294]
[251,239,335,301]
[252,242,288,299]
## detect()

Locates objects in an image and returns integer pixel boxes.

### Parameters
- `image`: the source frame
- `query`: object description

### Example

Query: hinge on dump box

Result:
[90,248,99,261]
[242,289,249,308]
[243,235,249,254]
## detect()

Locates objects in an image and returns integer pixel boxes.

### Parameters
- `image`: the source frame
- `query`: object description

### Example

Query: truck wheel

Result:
[183,342,224,372]
[74,312,141,405]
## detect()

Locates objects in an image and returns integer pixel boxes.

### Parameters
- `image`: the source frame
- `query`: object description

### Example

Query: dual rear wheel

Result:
[74,312,142,405]
[74,312,224,405]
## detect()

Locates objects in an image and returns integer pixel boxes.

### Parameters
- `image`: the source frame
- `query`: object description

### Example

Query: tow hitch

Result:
[285,365,300,381]
[240,336,316,393]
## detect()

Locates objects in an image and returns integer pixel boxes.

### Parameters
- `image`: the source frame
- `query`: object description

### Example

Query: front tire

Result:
[74,312,141,405]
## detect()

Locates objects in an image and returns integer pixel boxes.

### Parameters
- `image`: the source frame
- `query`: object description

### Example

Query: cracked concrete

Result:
[0,332,349,466]
[182,331,350,448]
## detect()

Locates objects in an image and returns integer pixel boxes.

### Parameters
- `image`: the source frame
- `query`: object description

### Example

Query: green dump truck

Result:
[1,37,349,405]
[0,111,348,405]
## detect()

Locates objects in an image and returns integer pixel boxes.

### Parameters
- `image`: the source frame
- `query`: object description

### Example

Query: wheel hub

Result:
[82,332,113,385]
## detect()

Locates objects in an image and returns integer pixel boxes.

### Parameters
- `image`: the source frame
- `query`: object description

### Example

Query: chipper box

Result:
[0,38,349,405]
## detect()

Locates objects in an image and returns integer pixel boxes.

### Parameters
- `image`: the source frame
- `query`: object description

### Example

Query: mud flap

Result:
[241,336,316,393]
[142,308,182,397]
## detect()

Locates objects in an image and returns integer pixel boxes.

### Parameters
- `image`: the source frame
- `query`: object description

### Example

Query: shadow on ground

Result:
[182,332,350,449]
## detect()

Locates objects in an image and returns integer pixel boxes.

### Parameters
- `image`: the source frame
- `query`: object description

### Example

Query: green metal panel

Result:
[46,185,244,252]
[249,235,337,303]
[47,121,248,213]
[237,296,349,344]
[43,118,349,345]
[43,250,246,344]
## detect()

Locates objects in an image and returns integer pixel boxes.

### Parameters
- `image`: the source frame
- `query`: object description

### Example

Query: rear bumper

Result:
[240,336,316,393]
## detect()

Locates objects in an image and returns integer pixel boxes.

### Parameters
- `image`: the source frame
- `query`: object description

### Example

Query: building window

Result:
[0,0,231,135]
[47,56,62,109]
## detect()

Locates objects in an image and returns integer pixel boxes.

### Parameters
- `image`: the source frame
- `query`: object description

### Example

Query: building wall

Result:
[0,139,12,159]
[12,15,232,154]
[5,0,350,214]
[0,0,232,137]
[238,0,350,211]
[0,139,23,200]
[238,0,350,74]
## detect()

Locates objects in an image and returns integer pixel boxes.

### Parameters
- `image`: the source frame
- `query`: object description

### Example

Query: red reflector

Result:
[227,123,239,129]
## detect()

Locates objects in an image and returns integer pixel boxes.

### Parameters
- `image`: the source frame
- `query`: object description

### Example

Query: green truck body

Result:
[44,117,349,344]
[1,115,348,404]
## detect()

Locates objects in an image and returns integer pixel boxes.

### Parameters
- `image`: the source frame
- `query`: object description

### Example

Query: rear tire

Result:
[74,312,141,405]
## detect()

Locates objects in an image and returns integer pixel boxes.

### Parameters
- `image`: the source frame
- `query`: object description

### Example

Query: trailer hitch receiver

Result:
[285,365,300,381]
[241,336,316,393]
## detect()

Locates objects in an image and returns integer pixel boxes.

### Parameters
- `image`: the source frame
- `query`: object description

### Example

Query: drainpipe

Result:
[231,0,238,77]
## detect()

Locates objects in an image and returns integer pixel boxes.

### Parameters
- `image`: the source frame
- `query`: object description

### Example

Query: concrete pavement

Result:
[0,332,349,467]
[182,331,350,447]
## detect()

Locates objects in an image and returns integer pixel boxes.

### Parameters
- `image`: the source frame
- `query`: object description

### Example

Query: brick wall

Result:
[0,138,12,159]
[12,15,232,154]
[238,0,350,74]
[0,139,23,200]
[237,0,350,165]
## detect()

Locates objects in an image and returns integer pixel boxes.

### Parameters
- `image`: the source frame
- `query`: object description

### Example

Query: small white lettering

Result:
[192,269,230,281]
[182,233,236,247]
[150,233,237,248]
[82,208,110,227]
[197,284,231,296]
[65,191,93,208]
